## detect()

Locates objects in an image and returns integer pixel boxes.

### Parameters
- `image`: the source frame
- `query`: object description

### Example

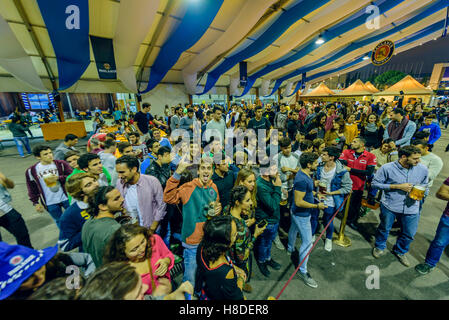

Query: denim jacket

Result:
[315,160,352,211]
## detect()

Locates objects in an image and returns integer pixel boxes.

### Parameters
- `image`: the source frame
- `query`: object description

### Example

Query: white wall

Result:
[141,83,190,117]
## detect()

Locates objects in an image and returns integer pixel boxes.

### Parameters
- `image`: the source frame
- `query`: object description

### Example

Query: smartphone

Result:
[257,219,268,229]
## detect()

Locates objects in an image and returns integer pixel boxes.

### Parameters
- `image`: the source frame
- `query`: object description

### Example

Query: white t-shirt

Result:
[321,166,336,208]
[35,162,68,206]
[276,153,299,190]
[124,184,141,224]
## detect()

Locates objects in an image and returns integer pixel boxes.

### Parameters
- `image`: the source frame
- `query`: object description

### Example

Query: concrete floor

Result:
[0,124,448,300]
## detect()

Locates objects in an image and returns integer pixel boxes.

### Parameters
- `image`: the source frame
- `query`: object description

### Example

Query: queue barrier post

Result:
[333,192,352,248]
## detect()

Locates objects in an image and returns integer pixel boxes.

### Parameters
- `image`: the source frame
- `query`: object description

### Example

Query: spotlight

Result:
[363,55,370,60]
[315,35,325,45]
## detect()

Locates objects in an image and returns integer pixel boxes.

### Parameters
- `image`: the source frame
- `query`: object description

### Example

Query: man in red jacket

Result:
[25,145,73,229]
[339,137,376,230]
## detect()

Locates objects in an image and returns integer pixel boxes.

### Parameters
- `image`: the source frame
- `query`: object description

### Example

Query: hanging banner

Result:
[140,0,223,93]
[239,61,247,87]
[371,40,395,66]
[36,0,90,90]
[90,36,117,79]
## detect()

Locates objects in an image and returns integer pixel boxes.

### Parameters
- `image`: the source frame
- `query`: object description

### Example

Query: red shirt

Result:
[339,149,376,191]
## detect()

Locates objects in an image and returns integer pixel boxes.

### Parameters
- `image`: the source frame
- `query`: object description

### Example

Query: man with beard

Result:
[383,108,417,148]
[372,146,428,267]
[115,155,166,233]
[59,172,99,252]
[81,186,124,267]
[287,152,326,288]
[163,157,221,289]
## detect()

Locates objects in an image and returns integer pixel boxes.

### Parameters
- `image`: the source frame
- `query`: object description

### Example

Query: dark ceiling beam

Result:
[136,0,176,91]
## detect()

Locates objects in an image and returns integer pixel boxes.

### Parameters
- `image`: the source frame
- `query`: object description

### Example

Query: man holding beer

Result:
[371,145,428,267]
[25,145,73,229]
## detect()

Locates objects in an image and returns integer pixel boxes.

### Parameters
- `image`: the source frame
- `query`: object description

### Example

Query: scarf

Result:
[365,122,378,133]
[387,117,409,141]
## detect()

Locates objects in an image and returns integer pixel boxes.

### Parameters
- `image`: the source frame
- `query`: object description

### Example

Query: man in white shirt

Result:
[25,145,73,229]
[99,139,118,185]
[411,139,443,202]
[0,171,32,247]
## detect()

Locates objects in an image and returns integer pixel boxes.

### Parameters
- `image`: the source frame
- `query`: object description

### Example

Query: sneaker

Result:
[257,261,270,277]
[266,258,281,270]
[273,235,285,251]
[298,272,318,288]
[242,283,253,293]
[393,252,410,267]
[372,247,385,259]
[324,239,332,252]
[312,235,316,243]
[415,263,435,275]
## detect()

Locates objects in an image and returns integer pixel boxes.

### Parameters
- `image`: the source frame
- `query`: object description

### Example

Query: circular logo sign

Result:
[9,255,23,266]
[103,63,111,70]
[371,40,395,66]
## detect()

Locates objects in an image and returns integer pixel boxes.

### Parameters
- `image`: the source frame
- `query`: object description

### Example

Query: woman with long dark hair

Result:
[103,224,174,297]
[227,186,266,293]
[360,113,384,150]
[196,215,246,300]
[324,117,346,150]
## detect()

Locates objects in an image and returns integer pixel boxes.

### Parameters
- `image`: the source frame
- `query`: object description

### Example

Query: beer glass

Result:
[409,185,426,201]
[318,181,327,194]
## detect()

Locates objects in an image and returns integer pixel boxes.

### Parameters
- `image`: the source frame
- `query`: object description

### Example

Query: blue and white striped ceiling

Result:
[0,0,447,94]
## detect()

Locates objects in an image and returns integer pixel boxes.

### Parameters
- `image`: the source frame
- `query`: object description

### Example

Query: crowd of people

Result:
[1,97,449,300]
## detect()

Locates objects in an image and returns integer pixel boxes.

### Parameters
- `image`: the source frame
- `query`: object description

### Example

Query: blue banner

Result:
[37,0,90,90]
[201,0,332,94]
[90,36,117,79]
[140,0,223,94]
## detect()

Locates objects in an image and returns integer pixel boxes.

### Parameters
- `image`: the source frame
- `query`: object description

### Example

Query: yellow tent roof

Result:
[374,75,434,95]
[365,81,380,93]
[302,83,335,97]
[337,79,373,96]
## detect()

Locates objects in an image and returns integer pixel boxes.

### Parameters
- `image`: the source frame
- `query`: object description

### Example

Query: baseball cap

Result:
[0,242,58,300]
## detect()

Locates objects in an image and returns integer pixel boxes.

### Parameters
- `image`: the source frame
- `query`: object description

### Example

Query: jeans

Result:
[13,137,31,157]
[255,222,279,263]
[182,243,198,285]
[287,214,312,274]
[46,200,70,229]
[374,204,420,255]
[0,209,32,248]
[425,215,449,267]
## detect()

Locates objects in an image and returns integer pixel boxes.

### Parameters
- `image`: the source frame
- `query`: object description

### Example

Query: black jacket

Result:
[145,161,171,189]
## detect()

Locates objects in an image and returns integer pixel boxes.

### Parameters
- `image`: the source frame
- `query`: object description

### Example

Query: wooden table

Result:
[40,121,87,141]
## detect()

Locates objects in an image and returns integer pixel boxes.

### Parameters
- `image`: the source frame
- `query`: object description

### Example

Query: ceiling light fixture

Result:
[363,55,370,60]
[315,35,325,45]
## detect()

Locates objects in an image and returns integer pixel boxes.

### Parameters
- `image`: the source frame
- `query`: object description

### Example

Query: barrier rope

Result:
[273,193,351,300]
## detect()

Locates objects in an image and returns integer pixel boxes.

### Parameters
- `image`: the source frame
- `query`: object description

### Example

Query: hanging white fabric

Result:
[114,0,161,93]
[0,14,47,91]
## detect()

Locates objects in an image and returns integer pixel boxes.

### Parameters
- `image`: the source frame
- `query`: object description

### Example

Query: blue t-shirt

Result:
[292,170,315,217]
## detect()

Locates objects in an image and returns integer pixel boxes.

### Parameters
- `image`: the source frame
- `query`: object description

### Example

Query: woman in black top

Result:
[359,113,384,150]
[196,215,245,300]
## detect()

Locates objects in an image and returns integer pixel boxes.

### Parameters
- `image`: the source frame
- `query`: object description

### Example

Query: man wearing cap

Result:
[0,242,58,300]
